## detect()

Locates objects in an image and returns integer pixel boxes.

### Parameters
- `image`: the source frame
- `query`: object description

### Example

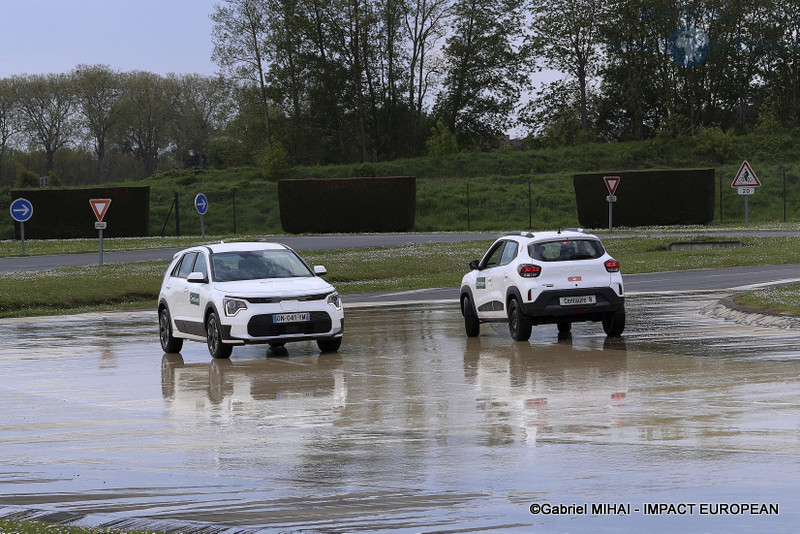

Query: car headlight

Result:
[223,298,248,317]
[327,292,341,310]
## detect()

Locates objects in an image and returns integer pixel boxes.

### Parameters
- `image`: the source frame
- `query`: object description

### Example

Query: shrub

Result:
[260,139,291,180]
[426,119,459,156]
[15,163,39,188]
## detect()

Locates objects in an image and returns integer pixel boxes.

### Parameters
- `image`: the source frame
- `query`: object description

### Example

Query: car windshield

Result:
[211,250,313,281]
[528,239,605,262]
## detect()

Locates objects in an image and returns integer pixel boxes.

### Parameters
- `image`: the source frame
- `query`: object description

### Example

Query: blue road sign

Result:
[195,193,209,215]
[10,198,33,222]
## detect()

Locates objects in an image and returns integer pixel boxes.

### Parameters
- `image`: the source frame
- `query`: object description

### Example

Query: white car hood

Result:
[213,277,334,297]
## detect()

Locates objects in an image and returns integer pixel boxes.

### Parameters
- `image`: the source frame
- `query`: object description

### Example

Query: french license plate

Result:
[559,295,596,306]
[273,312,311,324]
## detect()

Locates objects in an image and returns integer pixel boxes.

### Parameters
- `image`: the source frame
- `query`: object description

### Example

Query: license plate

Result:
[273,312,311,324]
[559,295,596,306]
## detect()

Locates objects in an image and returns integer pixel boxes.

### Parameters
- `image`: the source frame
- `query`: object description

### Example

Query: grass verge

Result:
[2,235,800,318]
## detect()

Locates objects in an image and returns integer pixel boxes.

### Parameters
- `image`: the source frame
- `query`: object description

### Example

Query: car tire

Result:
[159,307,183,353]
[463,295,480,337]
[602,308,626,337]
[317,337,342,353]
[269,342,286,349]
[508,297,532,341]
[206,311,233,359]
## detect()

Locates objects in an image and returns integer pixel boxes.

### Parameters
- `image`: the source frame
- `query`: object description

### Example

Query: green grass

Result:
[733,285,800,316]
[0,519,159,534]
[3,235,800,318]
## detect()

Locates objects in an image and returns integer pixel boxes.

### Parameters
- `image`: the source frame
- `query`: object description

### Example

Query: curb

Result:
[702,296,800,330]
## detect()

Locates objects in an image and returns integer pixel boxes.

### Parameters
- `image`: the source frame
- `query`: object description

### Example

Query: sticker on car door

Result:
[476,277,486,289]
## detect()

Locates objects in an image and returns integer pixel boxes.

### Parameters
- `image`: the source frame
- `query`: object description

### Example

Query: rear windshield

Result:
[528,239,605,262]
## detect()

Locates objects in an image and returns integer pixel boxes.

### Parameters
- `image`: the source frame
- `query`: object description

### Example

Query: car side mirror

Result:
[187,272,208,284]
[314,265,328,276]
[469,260,480,270]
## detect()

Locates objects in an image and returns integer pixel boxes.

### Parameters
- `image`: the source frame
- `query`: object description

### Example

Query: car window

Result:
[482,242,507,269]
[211,249,314,281]
[174,252,198,278]
[529,239,605,262]
[193,252,208,278]
[500,242,518,265]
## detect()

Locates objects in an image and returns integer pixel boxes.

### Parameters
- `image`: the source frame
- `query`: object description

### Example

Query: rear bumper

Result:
[521,287,624,325]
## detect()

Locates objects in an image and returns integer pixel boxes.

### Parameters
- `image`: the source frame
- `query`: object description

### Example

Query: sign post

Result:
[731,161,760,228]
[195,193,209,238]
[90,198,111,266]
[10,198,33,255]
[603,176,620,231]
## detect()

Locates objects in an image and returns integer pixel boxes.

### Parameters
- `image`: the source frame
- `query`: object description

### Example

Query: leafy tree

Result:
[426,117,458,155]
[13,73,77,173]
[0,78,20,182]
[73,64,126,181]
[435,0,526,146]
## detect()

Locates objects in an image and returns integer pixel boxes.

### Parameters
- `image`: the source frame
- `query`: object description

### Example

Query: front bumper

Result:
[219,303,344,344]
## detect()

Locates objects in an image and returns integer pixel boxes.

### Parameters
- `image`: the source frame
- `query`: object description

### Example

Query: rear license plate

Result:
[559,295,596,306]
[273,312,311,324]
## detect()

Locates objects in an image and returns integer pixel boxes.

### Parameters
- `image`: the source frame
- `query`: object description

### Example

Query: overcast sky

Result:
[0,0,219,78]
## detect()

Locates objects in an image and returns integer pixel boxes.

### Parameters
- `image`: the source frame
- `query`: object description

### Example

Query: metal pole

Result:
[784,170,787,222]
[174,192,181,236]
[466,182,470,231]
[528,180,532,229]
[200,215,206,239]
[745,195,749,229]
[99,228,104,266]
[719,174,723,224]
[20,222,25,255]
[608,201,613,231]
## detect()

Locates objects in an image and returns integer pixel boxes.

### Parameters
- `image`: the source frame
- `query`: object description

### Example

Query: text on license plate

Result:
[273,312,311,324]
[559,295,596,306]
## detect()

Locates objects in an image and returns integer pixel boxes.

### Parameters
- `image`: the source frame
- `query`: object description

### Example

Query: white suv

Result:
[460,230,625,341]
[158,242,344,358]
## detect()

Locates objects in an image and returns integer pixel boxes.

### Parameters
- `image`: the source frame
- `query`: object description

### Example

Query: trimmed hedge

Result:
[278,176,415,233]
[572,168,715,227]
[11,186,150,239]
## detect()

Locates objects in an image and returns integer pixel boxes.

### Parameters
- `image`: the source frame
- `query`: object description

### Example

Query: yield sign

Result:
[90,198,112,222]
[731,160,761,187]
[603,176,621,195]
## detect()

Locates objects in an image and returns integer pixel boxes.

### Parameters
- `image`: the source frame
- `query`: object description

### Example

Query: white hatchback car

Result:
[158,242,344,358]
[460,229,625,341]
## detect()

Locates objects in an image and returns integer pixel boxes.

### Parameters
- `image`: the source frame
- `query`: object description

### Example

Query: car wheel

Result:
[463,295,480,337]
[508,297,532,341]
[159,307,183,353]
[602,308,626,337]
[206,311,232,359]
[317,337,342,353]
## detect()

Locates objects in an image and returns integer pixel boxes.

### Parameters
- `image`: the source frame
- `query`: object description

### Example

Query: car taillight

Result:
[605,259,620,273]
[518,264,541,277]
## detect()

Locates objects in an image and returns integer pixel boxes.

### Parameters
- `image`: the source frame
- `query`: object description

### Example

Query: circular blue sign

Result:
[194,193,209,215]
[10,198,33,222]
[668,26,710,68]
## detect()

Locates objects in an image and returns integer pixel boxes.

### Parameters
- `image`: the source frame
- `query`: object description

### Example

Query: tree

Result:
[435,0,527,146]
[0,78,20,183]
[73,64,125,181]
[13,73,77,173]
[170,74,233,168]
[529,0,604,134]
[116,72,176,176]
[211,0,274,145]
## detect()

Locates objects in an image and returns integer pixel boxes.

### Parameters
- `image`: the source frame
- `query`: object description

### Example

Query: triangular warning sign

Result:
[90,198,112,221]
[603,176,621,195]
[731,161,761,187]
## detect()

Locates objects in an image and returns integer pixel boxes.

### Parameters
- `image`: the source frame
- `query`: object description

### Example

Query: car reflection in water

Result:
[161,351,347,408]
[462,335,628,445]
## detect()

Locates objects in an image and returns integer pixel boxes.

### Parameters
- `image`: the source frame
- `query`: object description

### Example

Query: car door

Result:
[169,252,203,334]
[474,241,512,319]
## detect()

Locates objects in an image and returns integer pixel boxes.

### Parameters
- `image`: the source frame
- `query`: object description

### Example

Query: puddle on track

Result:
[1,292,799,532]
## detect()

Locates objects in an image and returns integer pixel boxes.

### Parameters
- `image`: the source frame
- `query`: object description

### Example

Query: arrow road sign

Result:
[603,176,621,196]
[195,193,209,215]
[10,198,33,222]
[90,198,112,221]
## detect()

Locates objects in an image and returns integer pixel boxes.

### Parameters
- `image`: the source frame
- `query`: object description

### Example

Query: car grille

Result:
[248,311,332,337]
[242,293,329,304]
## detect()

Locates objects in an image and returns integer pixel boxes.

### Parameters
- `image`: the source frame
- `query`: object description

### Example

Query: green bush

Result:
[426,119,459,156]
[260,139,291,180]
[15,163,39,188]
